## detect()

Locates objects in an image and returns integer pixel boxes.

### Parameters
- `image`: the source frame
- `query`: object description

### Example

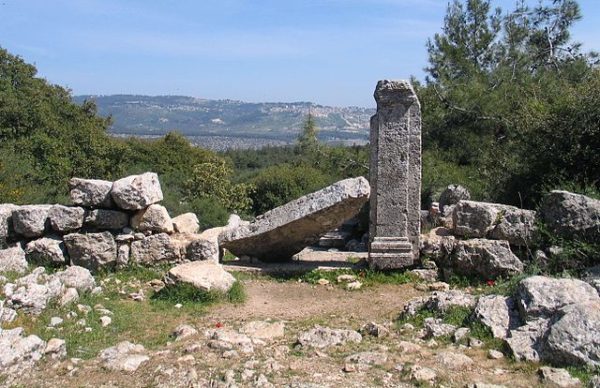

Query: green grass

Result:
[298,268,416,288]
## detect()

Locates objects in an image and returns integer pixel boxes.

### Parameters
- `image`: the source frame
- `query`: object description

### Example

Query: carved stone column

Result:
[368,80,421,269]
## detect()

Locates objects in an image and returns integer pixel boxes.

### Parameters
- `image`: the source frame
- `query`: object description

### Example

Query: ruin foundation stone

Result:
[221,177,370,261]
[368,80,421,270]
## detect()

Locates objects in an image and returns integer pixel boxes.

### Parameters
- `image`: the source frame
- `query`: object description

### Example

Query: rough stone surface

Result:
[474,295,521,339]
[439,185,470,211]
[63,232,117,272]
[69,178,114,208]
[435,351,474,369]
[516,276,600,320]
[56,266,95,293]
[47,205,85,233]
[117,244,130,268]
[539,366,581,387]
[0,204,17,247]
[545,302,600,368]
[99,341,149,372]
[45,338,67,360]
[0,299,17,323]
[131,204,173,233]
[343,351,388,372]
[505,318,550,362]
[172,213,200,234]
[186,237,218,262]
[489,208,537,246]
[420,227,456,262]
[540,190,600,242]
[205,328,255,354]
[12,205,51,238]
[0,327,46,374]
[172,324,198,341]
[443,239,524,280]
[85,209,130,230]
[130,233,181,265]
[110,172,163,210]
[297,326,362,349]
[25,237,66,265]
[3,268,64,315]
[423,318,457,338]
[368,79,421,269]
[0,245,28,274]
[222,177,370,261]
[165,261,235,293]
[240,321,285,341]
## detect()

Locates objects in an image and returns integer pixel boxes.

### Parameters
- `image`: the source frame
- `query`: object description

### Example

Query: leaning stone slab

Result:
[25,237,66,265]
[63,232,117,272]
[0,245,28,274]
[131,204,173,233]
[505,318,550,362]
[85,209,129,230]
[111,172,163,210]
[12,205,51,238]
[474,295,521,339]
[540,190,600,242]
[48,205,85,233]
[516,276,600,321]
[130,233,181,265]
[69,177,114,208]
[221,177,370,261]
[164,261,235,293]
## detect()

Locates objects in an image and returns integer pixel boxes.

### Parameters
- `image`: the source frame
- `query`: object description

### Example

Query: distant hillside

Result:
[73,95,374,149]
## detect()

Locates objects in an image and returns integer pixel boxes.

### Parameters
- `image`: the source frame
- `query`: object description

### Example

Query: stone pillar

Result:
[368,80,421,270]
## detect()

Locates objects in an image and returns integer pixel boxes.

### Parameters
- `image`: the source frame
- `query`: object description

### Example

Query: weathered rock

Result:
[297,326,362,349]
[47,205,85,233]
[63,232,117,272]
[172,324,198,341]
[505,318,551,362]
[240,321,285,341]
[25,237,66,265]
[368,80,421,269]
[343,351,388,372]
[589,376,600,388]
[423,318,457,338]
[3,268,64,315]
[360,322,389,338]
[545,302,600,368]
[453,327,471,342]
[172,213,200,234]
[410,268,439,282]
[420,227,456,262]
[453,201,537,246]
[0,204,17,247]
[164,261,235,293]
[439,185,470,212]
[222,177,370,261]
[516,276,600,320]
[539,366,581,387]
[474,295,521,339]
[85,209,129,230]
[435,351,473,369]
[131,204,173,233]
[0,299,17,323]
[56,266,95,293]
[45,338,67,360]
[409,365,437,384]
[130,233,181,265]
[99,341,150,372]
[540,190,600,242]
[59,287,79,306]
[12,205,51,238]
[117,244,130,268]
[0,245,28,274]
[69,177,113,208]
[442,239,523,280]
[111,172,163,210]
[205,328,255,354]
[425,290,477,313]
[186,237,219,262]
[488,349,504,360]
[0,327,46,374]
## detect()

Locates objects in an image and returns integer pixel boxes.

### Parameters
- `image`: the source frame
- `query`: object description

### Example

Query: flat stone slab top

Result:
[221,177,370,262]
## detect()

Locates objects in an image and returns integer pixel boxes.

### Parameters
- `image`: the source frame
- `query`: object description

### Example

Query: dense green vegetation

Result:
[1,0,598,229]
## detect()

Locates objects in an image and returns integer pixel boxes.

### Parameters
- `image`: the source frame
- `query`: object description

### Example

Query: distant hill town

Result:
[73,95,374,150]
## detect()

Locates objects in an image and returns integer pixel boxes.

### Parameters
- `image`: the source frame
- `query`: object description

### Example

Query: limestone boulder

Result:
[516,276,600,320]
[439,185,470,212]
[538,367,581,387]
[420,227,456,262]
[442,239,524,280]
[172,213,200,234]
[0,245,28,274]
[3,267,64,315]
[164,261,235,293]
[110,172,163,210]
[505,318,551,362]
[222,177,370,261]
[25,237,66,265]
[453,201,536,246]
[131,204,173,233]
[0,328,46,375]
[0,300,17,323]
[85,209,129,230]
[69,177,114,208]
[474,295,521,339]
[0,204,17,247]
[56,266,95,293]
[63,232,117,272]
[297,326,362,349]
[540,190,600,242]
[47,205,84,233]
[98,341,149,372]
[130,233,181,265]
[12,205,51,238]
[545,301,600,368]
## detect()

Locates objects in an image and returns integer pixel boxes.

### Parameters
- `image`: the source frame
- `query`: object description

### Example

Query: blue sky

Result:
[1,0,599,107]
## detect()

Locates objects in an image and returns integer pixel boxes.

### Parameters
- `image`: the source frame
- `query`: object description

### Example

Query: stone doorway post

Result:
[368,80,421,270]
